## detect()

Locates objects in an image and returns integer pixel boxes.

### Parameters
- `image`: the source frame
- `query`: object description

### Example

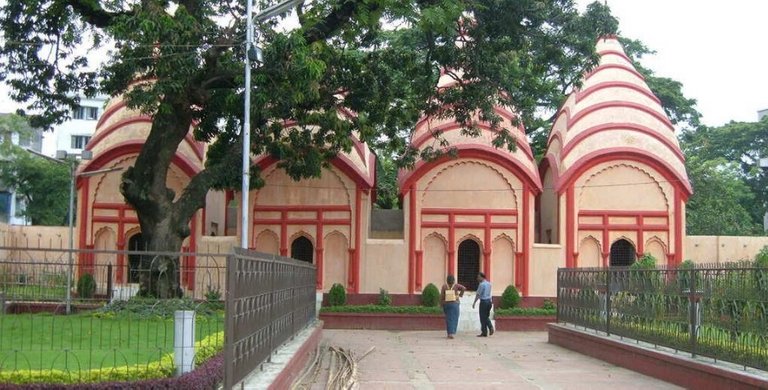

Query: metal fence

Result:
[0,246,227,305]
[557,264,768,370]
[224,248,316,389]
[0,247,227,382]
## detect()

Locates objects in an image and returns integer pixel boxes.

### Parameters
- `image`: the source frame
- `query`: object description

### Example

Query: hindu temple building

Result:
[246,116,376,293]
[75,88,206,287]
[539,36,692,270]
[74,36,693,299]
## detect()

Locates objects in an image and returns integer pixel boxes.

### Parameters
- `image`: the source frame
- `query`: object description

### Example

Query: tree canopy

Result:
[681,117,768,235]
[1,0,630,295]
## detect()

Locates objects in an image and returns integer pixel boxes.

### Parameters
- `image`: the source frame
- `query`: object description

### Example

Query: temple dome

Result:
[398,70,541,191]
[544,36,691,196]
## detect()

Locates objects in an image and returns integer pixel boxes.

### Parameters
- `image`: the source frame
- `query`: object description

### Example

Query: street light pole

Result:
[240,0,254,250]
[240,0,303,250]
[66,160,75,314]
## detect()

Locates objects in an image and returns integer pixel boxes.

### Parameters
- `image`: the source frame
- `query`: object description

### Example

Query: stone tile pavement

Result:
[314,330,681,389]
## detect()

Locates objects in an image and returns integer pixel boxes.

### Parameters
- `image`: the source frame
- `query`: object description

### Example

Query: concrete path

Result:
[314,330,681,389]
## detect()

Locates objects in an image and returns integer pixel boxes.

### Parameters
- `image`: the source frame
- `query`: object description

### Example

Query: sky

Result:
[0,1,766,128]
[575,0,768,126]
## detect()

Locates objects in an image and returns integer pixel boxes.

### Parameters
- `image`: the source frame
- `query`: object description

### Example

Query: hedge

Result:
[494,307,556,317]
[0,332,224,386]
[321,305,557,317]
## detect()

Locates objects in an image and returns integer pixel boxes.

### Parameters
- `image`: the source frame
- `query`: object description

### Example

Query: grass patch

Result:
[494,307,556,317]
[0,284,67,301]
[0,311,224,371]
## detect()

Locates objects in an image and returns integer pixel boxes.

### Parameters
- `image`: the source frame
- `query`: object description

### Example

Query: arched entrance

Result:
[291,236,314,263]
[457,239,481,290]
[610,239,636,267]
[127,233,148,283]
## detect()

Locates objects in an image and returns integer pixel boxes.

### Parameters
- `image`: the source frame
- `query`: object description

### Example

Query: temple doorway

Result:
[457,239,481,290]
[127,233,148,283]
[291,236,314,263]
[610,239,636,267]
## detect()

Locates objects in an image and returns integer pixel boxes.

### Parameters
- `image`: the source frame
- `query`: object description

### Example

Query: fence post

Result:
[606,268,611,336]
[556,268,561,323]
[106,263,113,302]
[174,310,196,376]
[267,255,275,364]
[688,267,698,357]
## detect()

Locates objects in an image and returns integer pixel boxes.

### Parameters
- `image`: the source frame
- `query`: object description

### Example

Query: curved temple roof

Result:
[398,69,542,192]
[544,36,692,195]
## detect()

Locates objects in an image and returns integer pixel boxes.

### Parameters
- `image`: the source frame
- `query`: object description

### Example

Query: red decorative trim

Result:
[567,101,674,132]
[280,213,288,257]
[88,110,204,161]
[674,190,683,266]
[522,183,530,296]
[579,223,667,232]
[447,213,455,277]
[81,141,201,178]
[408,188,416,294]
[411,122,534,161]
[584,63,645,82]
[636,215,644,256]
[576,81,660,105]
[579,210,667,217]
[556,148,693,197]
[565,187,575,268]
[78,179,90,252]
[415,250,423,291]
[316,213,324,290]
[353,187,362,293]
[595,49,633,63]
[399,147,542,195]
[560,123,685,162]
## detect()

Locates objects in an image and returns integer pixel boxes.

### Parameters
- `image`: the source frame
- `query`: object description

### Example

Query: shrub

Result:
[494,307,556,317]
[76,273,96,299]
[631,253,657,270]
[328,283,346,306]
[499,285,521,309]
[377,288,392,306]
[321,305,442,314]
[421,283,440,307]
[542,299,556,311]
[755,246,768,267]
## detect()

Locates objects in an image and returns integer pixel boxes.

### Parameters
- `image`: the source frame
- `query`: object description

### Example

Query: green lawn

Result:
[0,312,224,371]
[1,284,67,301]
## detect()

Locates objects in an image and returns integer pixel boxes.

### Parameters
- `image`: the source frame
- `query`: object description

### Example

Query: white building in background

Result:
[41,95,108,157]
[0,113,44,225]
[758,109,767,120]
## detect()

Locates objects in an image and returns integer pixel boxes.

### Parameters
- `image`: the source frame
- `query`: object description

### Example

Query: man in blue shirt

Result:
[472,272,494,337]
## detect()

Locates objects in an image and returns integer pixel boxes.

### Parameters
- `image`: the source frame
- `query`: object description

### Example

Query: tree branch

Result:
[62,0,127,28]
[302,0,379,43]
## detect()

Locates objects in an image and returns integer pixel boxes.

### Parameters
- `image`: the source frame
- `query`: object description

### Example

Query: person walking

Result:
[441,275,466,339]
[472,272,494,337]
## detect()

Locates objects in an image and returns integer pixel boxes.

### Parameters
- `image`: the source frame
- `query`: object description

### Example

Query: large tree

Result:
[681,117,768,235]
[1,0,619,296]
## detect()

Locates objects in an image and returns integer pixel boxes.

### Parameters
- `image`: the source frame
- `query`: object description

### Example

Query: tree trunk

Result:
[120,96,241,298]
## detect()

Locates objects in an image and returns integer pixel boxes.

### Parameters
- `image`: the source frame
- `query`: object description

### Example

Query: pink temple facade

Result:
[75,37,691,298]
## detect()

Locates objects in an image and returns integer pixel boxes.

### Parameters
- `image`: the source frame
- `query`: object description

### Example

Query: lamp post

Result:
[761,158,768,232]
[241,0,304,249]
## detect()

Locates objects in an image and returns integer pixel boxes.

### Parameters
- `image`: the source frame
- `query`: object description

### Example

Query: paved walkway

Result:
[316,330,681,389]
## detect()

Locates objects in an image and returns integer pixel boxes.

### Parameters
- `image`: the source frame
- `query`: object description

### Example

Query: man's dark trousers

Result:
[479,299,493,335]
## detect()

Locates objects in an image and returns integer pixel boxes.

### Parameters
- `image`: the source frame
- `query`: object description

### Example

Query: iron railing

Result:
[224,248,316,389]
[0,247,227,304]
[557,264,768,371]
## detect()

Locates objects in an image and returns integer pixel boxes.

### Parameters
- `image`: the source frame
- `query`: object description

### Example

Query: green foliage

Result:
[499,285,521,309]
[542,299,556,311]
[377,288,392,306]
[205,287,221,302]
[374,155,401,209]
[631,253,657,270]
[680,116,768,235]
[0,331,223,384]
[494,307,556,317]
[421,283,440,307]
[0,138,70,226]
[321,305,442,315]
[328,283,346,307]
[755,246,768,267]
[96,297,223,318]
[76,273,96,299]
